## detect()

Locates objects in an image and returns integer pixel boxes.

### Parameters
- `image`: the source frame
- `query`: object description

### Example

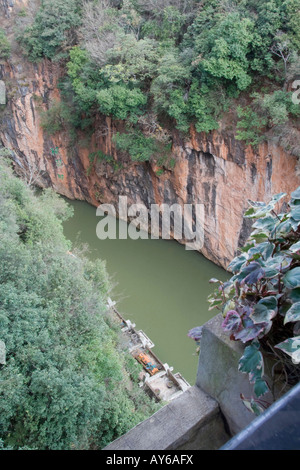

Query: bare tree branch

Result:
[271,34,293,83]
[136,0,196,15]
[18,156,43,188]
[80,0,117,66]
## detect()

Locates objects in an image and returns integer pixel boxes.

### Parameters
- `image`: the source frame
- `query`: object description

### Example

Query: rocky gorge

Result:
[1,0,300,269]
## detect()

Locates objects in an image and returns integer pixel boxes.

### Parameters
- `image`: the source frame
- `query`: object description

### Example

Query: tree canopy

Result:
[0,156,159,449]
[17,0,300,156]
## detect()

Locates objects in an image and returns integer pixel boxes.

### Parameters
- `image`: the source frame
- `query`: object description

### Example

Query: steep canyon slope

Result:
[1,0,300,269]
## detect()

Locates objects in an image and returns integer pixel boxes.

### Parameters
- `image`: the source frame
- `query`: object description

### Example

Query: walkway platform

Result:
[107,297,191,402]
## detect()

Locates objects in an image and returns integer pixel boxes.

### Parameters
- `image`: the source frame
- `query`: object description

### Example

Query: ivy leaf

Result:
[252,204,273,219]
[240,262,265,285]
[294,322,300,335]
[238,341,269,397]
[250,232,269,242]
[259,256,290,280]
[245,194,286,220]
[234,322,267,343]
[290,187,300,206]
[252,216,277,233]
[239,341,262,373]
[289,288,300,303]
[251,296,277,324]
[283,267,300,289]
[222,310,241,333]
[284,302,300,325]
[208,298,223,310]
[264,268,280,279]
[289,241,300,253]
[290,206,300,222]
[222,299,236,316]
[244,202,270,219]
[293,349,300,363]
[228,254,247,273]
[253,377,270,398]
[244,207,256,217]
[241,394,264,416]
[247,201,266,208]
[247,242,274,262]
[270,192,286,204]
[273,219,293,236]
[290,217,300,231]
[241,241,255,253]
[187,326,203,342]
[245,207,268,220]
[275,336,300,364]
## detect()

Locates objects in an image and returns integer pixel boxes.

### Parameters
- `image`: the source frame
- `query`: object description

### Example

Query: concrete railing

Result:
[104,385,230,450]
[104,313,263,450]
[196,313,256,435]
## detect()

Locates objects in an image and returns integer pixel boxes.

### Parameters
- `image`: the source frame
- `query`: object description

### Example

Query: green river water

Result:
[63,199,229,385]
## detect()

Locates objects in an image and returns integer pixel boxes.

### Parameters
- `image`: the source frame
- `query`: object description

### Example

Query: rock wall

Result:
[1,50,300,269]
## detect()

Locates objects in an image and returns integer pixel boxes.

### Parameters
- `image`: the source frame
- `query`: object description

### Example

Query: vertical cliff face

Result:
[1,52,300,269]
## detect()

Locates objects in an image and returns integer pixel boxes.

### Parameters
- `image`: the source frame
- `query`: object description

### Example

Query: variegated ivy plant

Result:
[208,187,300,414]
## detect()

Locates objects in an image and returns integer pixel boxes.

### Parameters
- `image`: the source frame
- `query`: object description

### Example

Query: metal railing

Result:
[220,381,300,450]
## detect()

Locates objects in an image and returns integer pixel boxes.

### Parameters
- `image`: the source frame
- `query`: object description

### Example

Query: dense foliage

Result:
[0,157,159,449]
[208,189,300,414]
[16,0,300,159]
[19,0,82,61]
[0,28,11,60]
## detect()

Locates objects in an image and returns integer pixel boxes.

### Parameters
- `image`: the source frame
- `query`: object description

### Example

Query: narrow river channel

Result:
[63,199,229,385]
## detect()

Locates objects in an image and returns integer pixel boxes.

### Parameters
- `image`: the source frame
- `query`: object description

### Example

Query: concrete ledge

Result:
[196,313,256,435]
[104,385,230,450]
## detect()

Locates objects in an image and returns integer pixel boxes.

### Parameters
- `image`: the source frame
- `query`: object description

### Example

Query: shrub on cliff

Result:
[236,90,300,152]
[207,189,300,414]
[113,129,172,162]
[0,158,159,449]
[19,0,82,61]
[40,100,72,135]
[0,29,11,60]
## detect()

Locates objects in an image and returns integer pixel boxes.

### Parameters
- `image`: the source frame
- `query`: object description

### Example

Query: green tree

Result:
[97,85,147,122]
[0,157,159,449]
[192,11,255,91]
[19,0,82,61]
[113,129,171,161]
[236,90,300,147]
[150,49,191,127]
[103,34,161,85]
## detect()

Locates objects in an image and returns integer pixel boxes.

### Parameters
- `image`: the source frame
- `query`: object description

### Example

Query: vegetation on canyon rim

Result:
[0,157,159,450]
[11,0,300,162]
[207,189,300,415]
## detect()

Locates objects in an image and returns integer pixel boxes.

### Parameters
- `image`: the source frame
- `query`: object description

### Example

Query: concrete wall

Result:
[196,313,281,435]
[104,313,268,450]
[104,385,230,451]
[196,314,256,435]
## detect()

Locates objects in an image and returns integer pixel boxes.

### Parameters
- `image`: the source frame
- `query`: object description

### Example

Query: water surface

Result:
[63,199,229,384]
